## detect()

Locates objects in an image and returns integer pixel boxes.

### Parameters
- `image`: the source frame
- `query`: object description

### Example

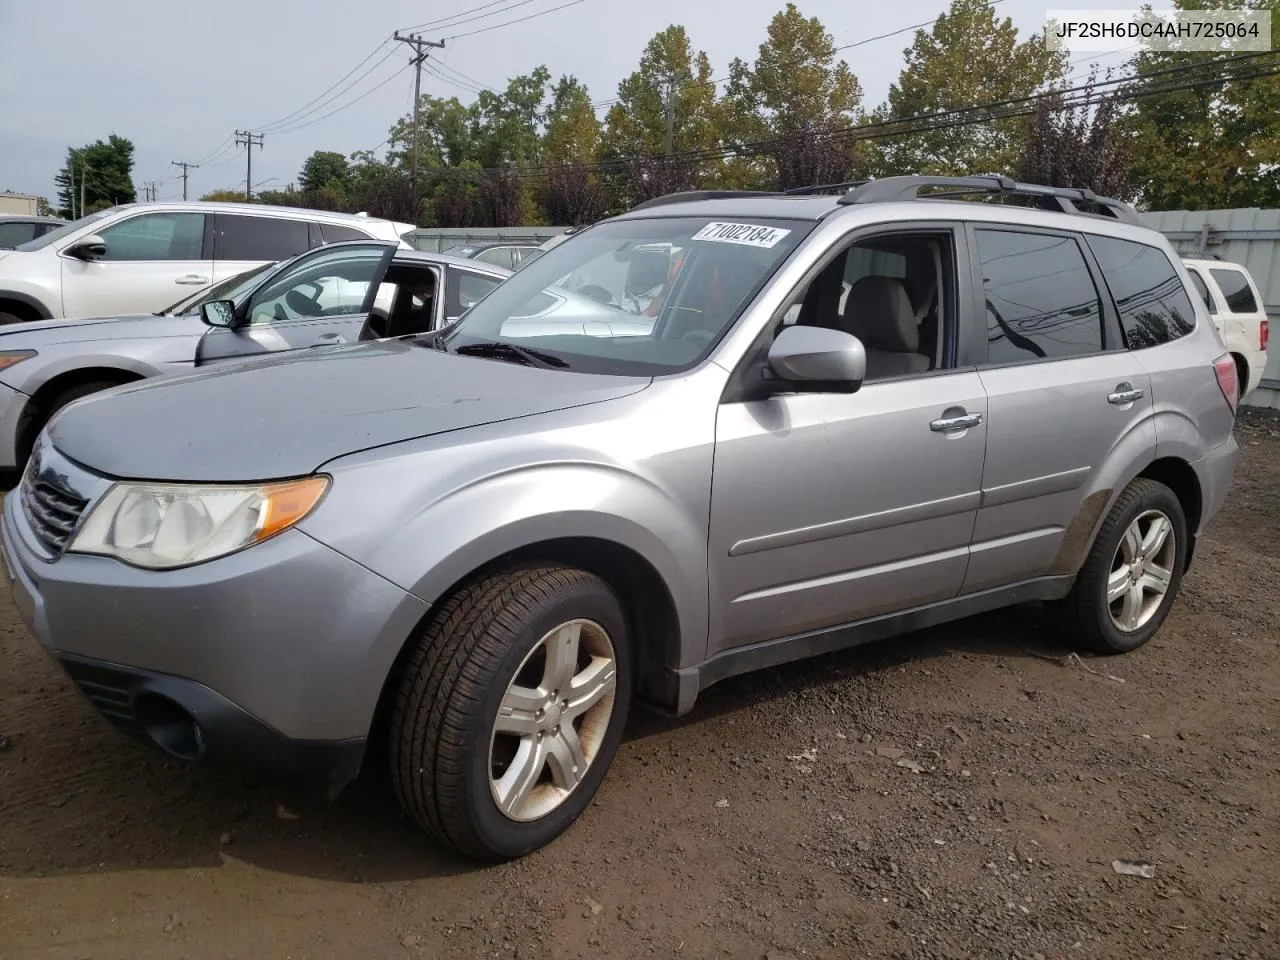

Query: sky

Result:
[0,0,1169,208]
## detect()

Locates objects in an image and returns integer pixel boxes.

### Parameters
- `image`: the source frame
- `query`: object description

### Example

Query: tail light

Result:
[1213,353,1238,414]
[1261,319,1269,352]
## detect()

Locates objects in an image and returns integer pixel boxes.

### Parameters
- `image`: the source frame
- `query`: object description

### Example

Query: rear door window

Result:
[1086,236,1196,349]
[0,222,37,248]
[974,228,1104,365]
[474,246,515,269]
[217,214,311,261]
[318,223,374,244]
[1210,268,1260,314]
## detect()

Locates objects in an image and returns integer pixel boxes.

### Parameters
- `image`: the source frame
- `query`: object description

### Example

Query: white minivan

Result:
[0,201,416,324]
[1182,257,1270,397]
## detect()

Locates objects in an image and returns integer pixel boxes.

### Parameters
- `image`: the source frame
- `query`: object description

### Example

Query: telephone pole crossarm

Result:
[171,160,200,201]
[392,32,446,196]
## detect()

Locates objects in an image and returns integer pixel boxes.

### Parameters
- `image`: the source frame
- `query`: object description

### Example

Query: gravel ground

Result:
[2,409,1278,960]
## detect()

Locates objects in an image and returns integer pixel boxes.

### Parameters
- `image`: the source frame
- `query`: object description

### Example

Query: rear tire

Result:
[1059,478,1188,654]
[0,311,27,326]
[389,564,631,861]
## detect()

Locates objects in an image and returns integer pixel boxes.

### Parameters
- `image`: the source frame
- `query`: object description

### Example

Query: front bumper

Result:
[0,380,29,471]
[1,463,430,786]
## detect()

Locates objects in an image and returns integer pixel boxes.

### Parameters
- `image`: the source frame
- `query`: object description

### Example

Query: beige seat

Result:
[842,275,930,379]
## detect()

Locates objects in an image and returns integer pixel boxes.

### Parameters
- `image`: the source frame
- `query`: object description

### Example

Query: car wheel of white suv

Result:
[389,564,631,860]
[1060,478,1188,654]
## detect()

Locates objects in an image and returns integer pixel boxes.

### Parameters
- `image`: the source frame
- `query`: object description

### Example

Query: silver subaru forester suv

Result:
[1,176,1240,861]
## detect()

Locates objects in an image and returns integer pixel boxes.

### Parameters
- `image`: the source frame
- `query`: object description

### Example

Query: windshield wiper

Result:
[453,340,569,369]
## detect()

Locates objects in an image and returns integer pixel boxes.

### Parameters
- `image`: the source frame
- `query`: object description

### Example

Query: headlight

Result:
[0,350,36,371]
[69,475,330,569]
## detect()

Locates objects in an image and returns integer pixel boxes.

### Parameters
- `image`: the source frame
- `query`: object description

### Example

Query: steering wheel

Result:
[578,284,614,305]
[286,289,322,317]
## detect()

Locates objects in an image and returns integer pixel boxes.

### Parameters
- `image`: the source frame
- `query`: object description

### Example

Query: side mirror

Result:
[765,324,866,393]
[66,234,107,261]
[200,299,236,328]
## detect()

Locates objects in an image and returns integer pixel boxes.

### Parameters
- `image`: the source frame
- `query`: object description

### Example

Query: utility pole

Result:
[393,31,446,195]
[170,161,199,201]
[79,160,86,219]
[140,182,158,202]
[234,130,265,201]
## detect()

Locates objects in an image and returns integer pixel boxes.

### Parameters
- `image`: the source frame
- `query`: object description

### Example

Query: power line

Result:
[833,0,1010,52]
[429,57,499,93]
[406,0,547,34]
[270,60,415,136]
[423,59,487,95]
[444,0,586,40]
[261,47,401,133]
[399,0,522,32]
[256,38,394,131]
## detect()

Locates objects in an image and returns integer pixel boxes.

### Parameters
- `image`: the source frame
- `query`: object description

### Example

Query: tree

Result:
[54,134,136,218]
[871,0,1065,177]
[1016,69,1133,200]
[387,94,477,171]
[602,26,722,161]
[298,150,351,193]
[200,188,251,202]
[1125,0,1280,209]
[470,66,551,168]
[722,4,863,189]
[543,164,607,225]
[481,169,525,227]
[543,75,601,166]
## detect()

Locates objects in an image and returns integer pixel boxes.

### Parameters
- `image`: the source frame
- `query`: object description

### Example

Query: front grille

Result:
[20,447,88,554]
[59,657,146,739]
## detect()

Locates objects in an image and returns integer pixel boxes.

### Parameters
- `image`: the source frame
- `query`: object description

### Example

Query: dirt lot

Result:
[2,410,1278,960]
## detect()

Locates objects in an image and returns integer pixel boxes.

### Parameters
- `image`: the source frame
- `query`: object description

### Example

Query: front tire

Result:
[389,564,631,861]
[1060,478,1188,653]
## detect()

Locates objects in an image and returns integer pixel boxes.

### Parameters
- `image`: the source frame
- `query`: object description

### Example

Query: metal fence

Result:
[1142,208,1280,408]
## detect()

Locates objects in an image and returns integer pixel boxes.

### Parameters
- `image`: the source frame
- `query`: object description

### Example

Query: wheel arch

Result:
[15,364,150,465]
[0,291,54,323]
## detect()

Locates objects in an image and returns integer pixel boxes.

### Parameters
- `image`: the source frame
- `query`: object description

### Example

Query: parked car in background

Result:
[0,243,507,471]
[0,202,417,324]
[1182,257,1269,397]
[443,240,545,271]
[0,176,1239,863]
[0,215,67,250]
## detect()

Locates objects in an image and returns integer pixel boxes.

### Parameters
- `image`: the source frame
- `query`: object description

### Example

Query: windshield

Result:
[438,216,813,375]
[14,207,121,252]
[158,262,276,315]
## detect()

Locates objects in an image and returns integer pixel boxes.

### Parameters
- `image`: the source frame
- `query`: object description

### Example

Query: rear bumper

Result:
[56,653,365,787]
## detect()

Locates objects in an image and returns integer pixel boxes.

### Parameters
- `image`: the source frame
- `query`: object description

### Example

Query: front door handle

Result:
[930,412,983,433]
[1107,384,1144,405]
[175,274,209,285]
[316,333,346,344]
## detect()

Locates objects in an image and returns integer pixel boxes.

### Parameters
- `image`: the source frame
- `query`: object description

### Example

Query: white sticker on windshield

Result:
[691,222,792,249]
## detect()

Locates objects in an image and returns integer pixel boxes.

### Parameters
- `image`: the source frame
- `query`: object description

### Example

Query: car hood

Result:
[0,312,195,345]
[48,338,651,482]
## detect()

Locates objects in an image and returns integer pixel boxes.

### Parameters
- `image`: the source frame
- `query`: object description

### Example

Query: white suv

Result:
[1182,257,1270,397]
[0,201,416,324]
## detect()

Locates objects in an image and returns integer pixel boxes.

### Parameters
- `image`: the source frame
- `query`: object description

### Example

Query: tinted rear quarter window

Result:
[218,214,311,261]
[0,222,37,248]
[1210,268,1259,313]
[1087,236,1195,349]
[975,228,1104,364]
[319,223,374,244]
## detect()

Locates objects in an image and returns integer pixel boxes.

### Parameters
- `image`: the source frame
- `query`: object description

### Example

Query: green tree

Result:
[870,0,1065,177]
[298,150,351,193]
[543,75,601,166]
[470,66,551,168]
[54,134,137,218]
[722,4,863,189]
[387,94,477,171]
[199,188,251,202]
[1125,0,1280,209]
[601,25,721,160]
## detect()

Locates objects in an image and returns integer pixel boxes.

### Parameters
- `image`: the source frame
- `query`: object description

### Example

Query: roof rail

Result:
[628,189,780,211]
[837,175,1144,227]
[782,180,870,196]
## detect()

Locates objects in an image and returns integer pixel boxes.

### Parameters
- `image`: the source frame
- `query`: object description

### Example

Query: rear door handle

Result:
[930,412,983,433]
[316,333,346,344]
[1107,385,1144,405]
[175,274,209,285]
